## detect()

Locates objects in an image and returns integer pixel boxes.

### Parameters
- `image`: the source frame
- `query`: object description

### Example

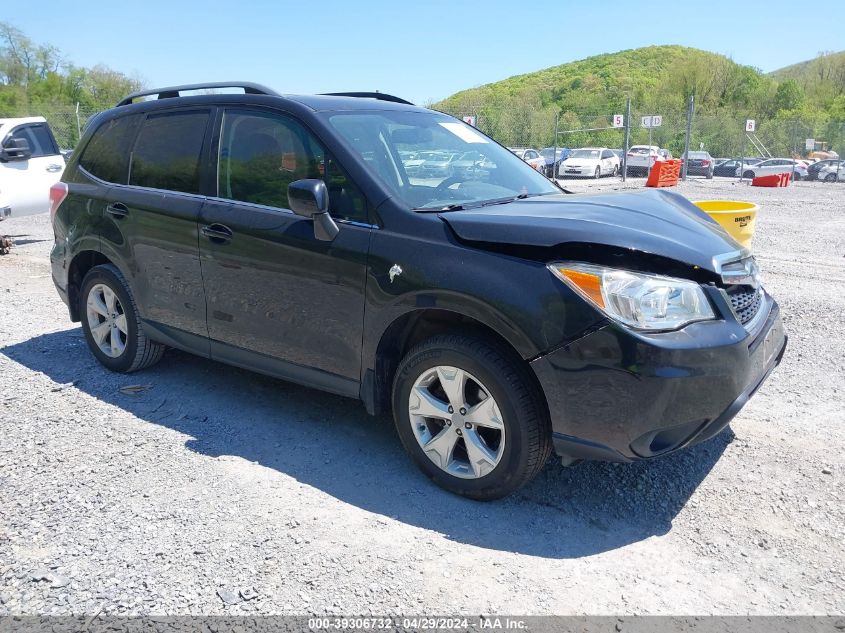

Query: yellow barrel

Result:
[692,200,759,249]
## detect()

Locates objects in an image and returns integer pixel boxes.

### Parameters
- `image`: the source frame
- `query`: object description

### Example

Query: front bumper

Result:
[560,166,596,176]
[530,295,786,462]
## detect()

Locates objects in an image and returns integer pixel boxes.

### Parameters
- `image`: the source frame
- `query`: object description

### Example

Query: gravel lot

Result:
[1,177,843,617]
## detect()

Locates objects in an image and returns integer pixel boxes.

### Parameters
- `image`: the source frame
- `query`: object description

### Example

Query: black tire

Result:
[743,170,755,179]
[392,334,552,500]
[792,172,801,182]
[612,164,619,177]
[824,173,837,182]
[594,166,601,179]
[79,264,165,373]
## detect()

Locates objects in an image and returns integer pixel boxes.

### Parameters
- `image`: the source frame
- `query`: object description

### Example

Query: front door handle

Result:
[201,223,234,244]
[106,202,129,218]
[46,164,64,173]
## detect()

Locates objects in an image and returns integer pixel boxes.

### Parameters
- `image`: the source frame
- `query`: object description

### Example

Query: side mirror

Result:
[1,137,32,162]
[288,178,339,242]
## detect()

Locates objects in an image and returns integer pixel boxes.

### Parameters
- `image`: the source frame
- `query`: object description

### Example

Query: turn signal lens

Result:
[556,268,605,309]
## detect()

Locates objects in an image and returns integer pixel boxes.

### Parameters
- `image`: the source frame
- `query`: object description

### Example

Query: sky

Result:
[3,0,843,105]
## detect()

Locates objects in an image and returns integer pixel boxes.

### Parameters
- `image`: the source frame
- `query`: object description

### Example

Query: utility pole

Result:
[682,94,694,181]
[552,112,559,180]
[622,96,631,182]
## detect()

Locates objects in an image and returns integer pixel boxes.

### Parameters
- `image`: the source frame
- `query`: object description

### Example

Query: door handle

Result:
[46,164,64,173]
[106,202,129,218]
[201,223,234,244]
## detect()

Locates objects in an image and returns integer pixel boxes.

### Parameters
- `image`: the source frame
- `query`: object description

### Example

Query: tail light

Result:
[701,160,711,166]
[49,182,68,224]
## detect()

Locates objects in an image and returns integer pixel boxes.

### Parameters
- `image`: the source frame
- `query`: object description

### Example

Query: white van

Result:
[0,117,66,220]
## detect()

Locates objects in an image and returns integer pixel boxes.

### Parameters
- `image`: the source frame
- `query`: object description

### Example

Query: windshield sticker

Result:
[438,122,488,144]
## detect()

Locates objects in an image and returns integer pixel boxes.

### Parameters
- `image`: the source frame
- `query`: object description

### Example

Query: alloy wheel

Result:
[407,365,505,479]
[86,283,128,358]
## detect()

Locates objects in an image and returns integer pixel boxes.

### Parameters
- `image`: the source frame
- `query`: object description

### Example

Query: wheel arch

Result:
[66,250,114,321]
[363,307,548,420]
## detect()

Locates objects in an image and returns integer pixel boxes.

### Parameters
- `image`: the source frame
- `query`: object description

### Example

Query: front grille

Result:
[725,285,762,326]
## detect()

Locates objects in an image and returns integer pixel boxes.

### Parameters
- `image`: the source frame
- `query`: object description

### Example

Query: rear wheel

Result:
[392,334,551,500]
[824,173,837,182]
[792,172,801,181]
[743,170,755,179]
[80,264,165,373]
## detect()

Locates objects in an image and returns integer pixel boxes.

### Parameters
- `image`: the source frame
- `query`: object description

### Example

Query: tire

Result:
[594,166,601,179]
[792,172,801,182]
[824,173,837,182]
[392,334,551,500]
[612,164,619,177]
[743,170,755,179]
[79,264,165,373]
[706,169,713,179]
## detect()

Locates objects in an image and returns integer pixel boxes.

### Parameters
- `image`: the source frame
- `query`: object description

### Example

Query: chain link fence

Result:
[437,101,845,180]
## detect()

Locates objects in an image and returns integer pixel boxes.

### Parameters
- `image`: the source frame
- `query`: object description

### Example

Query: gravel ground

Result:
[0,177,843,617]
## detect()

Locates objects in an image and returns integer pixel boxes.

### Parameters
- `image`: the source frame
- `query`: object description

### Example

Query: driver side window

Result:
[217,110,369,223]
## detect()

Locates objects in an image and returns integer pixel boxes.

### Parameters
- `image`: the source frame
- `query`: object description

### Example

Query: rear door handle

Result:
[201,223,234,244]
[106,202,129,218]
[46,164,63,173]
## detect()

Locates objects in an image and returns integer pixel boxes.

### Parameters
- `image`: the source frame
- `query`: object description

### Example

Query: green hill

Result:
[434,46,844,156]
[770,51,845,81]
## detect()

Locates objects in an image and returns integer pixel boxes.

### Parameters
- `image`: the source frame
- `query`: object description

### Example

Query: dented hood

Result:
[439,189,745,273]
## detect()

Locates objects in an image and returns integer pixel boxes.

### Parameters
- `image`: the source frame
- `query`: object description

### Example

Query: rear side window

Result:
[129,111,209,194]
[8,123,59,158]
[78,115,140,183]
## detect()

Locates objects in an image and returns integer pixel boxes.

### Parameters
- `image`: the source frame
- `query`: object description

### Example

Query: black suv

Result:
[49,82,786,500]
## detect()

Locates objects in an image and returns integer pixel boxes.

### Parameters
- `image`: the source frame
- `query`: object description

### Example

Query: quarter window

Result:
[217,110,368,223]
[129,111,209,194]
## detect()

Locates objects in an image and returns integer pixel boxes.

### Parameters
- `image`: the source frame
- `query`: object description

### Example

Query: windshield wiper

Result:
[414,192,556,213]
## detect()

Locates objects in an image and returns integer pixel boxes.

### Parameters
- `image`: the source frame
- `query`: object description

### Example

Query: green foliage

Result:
[0,22,143,146]
[435,46,845,156]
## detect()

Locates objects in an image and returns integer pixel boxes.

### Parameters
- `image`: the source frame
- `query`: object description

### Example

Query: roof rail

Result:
[321,92,414,106]
[116,82,280,107]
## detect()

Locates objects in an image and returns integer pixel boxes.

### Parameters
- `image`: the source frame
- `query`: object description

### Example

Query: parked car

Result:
[817,161,845,182]
[417,151,460,178]
[0,116,66,220]
[50,82,786,499]
[713,159,743,177]
[539,147,570,178]
[509,147,545,172]
[681,151,715,178]
[741,158,807,181]
[558,147,620,178]
[806,159,843,181]
[625,145,663,176]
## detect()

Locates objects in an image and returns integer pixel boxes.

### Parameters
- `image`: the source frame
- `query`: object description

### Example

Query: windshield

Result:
[629,147,653,155]
[327,112,558,210]
[569,149,600,159]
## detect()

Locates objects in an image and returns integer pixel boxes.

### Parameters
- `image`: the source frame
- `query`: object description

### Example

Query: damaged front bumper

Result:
[530,293,787,462]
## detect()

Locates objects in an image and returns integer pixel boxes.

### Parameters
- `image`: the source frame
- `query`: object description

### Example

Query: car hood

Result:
[439,189,744,273]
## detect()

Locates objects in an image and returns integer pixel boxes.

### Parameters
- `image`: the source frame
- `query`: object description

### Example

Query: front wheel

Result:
[792,172,801,181]
[80,264,165,373]
[824,173,837,182]
[392,334,551,500]
[594,166,601,179]
[743,170,755,179]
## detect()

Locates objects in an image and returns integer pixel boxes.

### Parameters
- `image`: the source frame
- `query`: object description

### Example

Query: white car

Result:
[817,161,845,182]
[625,145,664,176]
[558,147,620,178]
[740,158,808,181]
[508,147,545,172]
[0,117,65,220]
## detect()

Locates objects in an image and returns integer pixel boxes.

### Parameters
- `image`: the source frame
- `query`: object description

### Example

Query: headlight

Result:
[548,262,715,331]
